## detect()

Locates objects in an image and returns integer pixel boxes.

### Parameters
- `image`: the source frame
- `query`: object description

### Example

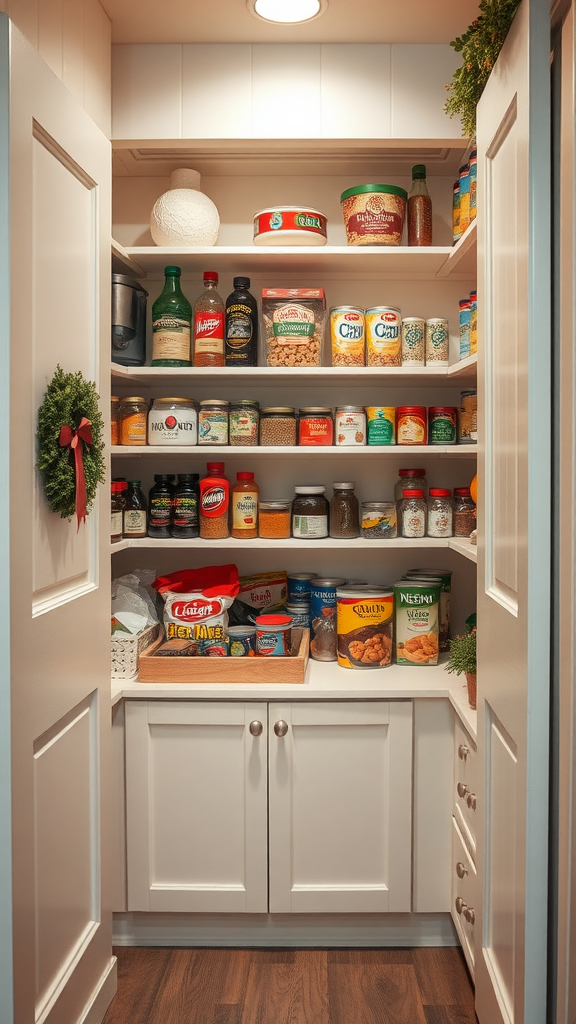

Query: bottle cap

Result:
[207,462,225,472]
[164,266,181,275]
[412,164,426,178]
[178,473,199,482]
[153,475,171,482]
[128,480,141,487]
[454,487,471,496]
[294,486,325,495]
[333,482,355,489]
[429,488,451,497]
[399,469,425,477]
[236,472,254,480]
[403,489,424,498]
[233,277,250,289]
[204,271,218,283]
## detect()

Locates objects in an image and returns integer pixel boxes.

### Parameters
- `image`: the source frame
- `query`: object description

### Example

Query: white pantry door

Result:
[5,19,114,1024]
[476,2,551,1024]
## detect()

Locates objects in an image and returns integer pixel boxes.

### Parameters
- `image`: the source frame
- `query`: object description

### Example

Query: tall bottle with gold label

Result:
[151,266,192,367]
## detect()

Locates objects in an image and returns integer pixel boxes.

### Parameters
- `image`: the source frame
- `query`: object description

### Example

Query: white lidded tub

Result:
[253,206,328,246]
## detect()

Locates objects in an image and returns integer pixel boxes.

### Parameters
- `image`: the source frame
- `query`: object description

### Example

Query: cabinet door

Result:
[268,700,412,913]
[125,701,268,913]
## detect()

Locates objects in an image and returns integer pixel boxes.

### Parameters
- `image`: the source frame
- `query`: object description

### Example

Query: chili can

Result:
[330,306,365,366]
[366,406,395,445]
[336,585,394,669]
[428,406,458,445]
[365,306,402,366]
[335,406,366,446]
[396,406,427,445]
[287,573,317,603]
[309,577,347,662]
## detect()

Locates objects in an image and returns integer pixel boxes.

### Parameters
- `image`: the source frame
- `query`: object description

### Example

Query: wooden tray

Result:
[138,628,309,684]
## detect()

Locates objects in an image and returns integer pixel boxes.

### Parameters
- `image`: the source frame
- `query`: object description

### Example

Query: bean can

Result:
[396,406,427,445]
[428,406,458,445]
[285,602,310,628]
[330,306,365,366]
[401,318,425,367]
[309,577,347,662]
[365,306,402,366]
[366,406,395,445]
[227,626,256,657]
[335,406,366,446]
[336,585,394,669]
[287,573,317,603]
[425,319,449,365]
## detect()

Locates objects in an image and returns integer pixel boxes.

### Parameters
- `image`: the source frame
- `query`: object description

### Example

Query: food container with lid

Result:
[198,399,229,445]
[336,585,394,668]
[298,408,334,446]
[366,407,395,445]
[360,502,397,538]
[258,500,292,539]
[330,306,365,366]
[288,573,317,603]
[292,486,329,539]
[335,406,366,446]
[147,397,198,445]
[119,397,148,446]
[366,306,402,366]
[227,626,256,657]
[429,406,458,445]
[309,577,347,662]
[396,406,427,445]
[229,400,259,446]
[255,614,292,656]
[341,184,407,246]
[260,407,297,446]
[253,207,327,247]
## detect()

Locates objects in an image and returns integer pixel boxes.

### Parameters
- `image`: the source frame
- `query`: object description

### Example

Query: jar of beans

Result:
[260,407,297,446]
[258,500,292,539]
[453,487,476,537]
[229,400,259,446]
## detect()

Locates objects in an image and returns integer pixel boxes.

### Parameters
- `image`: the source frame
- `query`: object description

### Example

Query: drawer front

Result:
[454,718,477,852]
[451,817,477,978]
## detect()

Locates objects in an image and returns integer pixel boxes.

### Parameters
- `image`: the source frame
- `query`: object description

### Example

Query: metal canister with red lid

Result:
[255,614,292,656]
[396,406,427,445]
[298,408,334,446]
[428,406,458,445]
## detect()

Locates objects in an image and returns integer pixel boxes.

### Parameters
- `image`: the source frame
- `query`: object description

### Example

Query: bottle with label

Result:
[171,473,200,539]
[225,277,258,366]
[199,462,230,539]
[151,266,192,367]
[407,164,432,246]
[123,480,148,538]
[194,271,225,367]
[231,471,259,539]
[111,483,123,542]
[148,475,173,539]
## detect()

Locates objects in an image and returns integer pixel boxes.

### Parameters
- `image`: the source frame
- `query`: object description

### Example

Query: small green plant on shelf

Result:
[444,0,522,139]
[446,626,477,709]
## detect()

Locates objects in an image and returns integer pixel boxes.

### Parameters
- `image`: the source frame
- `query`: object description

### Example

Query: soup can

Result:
[366,406,395,445]
[428,406,458,445]
[365,306,402,366]
[401,318,425,367]
[394,580,441,665]
[287,572,317,603]
[330,306,365,366]
[335,406,366,446]
[255,614,292,656]
[396,406,427,445]
[425,319,450,365]
[285,602,310,628]
[309,577,347,662]
[405,568,452,652]
[336,585,394,669]
[227,626,256,657]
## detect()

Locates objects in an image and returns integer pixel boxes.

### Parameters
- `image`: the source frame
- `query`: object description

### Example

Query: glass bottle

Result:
[171,474,200,539]
[148,475,172,539]
[427,488,453,537]
[330,482,359,539]
[123,480,147,538]
[151,265,192,367]
[407,164,432,246]
[193,271,225,367]
[231,471,259,540]
[111,483,123,542]
[401,489,427,538]
[453,487,477,537]
[225,276,258,367]
[199,462,230,539]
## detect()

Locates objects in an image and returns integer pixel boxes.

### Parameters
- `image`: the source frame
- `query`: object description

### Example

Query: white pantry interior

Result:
[0,1,568,1023]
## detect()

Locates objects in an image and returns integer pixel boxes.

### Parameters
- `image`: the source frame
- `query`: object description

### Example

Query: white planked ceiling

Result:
[101,0,480,45]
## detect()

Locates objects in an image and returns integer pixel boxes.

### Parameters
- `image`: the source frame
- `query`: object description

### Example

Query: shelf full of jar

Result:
[111,443,477,459]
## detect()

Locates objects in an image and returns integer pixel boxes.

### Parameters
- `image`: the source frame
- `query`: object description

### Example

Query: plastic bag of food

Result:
[111,572,159,636]
[152,564,240,656]
[262,289,325,367]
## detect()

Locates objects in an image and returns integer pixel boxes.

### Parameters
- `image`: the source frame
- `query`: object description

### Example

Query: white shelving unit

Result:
[112,443,477,458]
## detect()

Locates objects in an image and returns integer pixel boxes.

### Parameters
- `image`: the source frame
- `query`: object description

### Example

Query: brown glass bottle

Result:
[407,164,432,246]
[123,480,147,538]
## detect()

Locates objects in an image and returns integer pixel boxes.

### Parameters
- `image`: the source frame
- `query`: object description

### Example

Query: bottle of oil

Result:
[193,271,225,366]
[151,266,192,366]
[225,277,258,366]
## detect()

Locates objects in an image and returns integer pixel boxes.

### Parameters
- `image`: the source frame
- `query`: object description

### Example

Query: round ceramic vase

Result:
[150,168,220,246]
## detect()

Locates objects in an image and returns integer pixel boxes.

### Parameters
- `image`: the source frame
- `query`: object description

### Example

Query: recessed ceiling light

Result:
[249,0,327,25]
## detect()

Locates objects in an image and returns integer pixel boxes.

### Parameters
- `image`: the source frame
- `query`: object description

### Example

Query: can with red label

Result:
[298,408,334,446]
[366,306,402,366]
[199,462,230,539]
[253,206,327,246]
[396,406,427,445]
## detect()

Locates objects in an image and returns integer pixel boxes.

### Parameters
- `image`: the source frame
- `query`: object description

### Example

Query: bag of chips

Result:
[152,564,240,656]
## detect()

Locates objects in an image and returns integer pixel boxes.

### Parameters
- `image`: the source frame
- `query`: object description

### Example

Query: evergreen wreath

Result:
[36,365,105,522]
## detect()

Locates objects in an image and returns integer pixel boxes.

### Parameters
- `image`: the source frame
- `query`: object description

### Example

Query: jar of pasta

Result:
[119,396,148,446]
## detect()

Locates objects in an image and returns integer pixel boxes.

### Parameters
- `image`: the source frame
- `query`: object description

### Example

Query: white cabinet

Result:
[451,716,478,977]
[125,699,413,915]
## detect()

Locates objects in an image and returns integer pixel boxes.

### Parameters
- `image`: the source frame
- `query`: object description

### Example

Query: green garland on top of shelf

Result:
[36,365,105,525]
[444,0,522,139]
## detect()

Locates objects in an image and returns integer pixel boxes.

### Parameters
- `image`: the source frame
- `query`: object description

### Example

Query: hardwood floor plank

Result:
[242,949,329,1024]
[328,963,427,1024]
[103,948,171,1024]
[211,1006,243,1024]
[327,949,413,965]
[424,1007,478,1024]
[411,948,475,1007]
[250,949,296,963]
[146,949,236,1024]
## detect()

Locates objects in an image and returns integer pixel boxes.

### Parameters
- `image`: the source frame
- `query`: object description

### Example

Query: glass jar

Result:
[394,469,428,508]
[360,501,397,539]
[427,488,453,537]
[119,396,148,446]
[292,486,329,539]
[401,489,427,538]
[147,397,198,445]
[260,408,297,446]
[258,500,292,539]
[330,482,359,538]
[298,407,334,446]
[229,400,259,446]
[111,396,120,446]
[453,487,476,537]
[198,399,229,445]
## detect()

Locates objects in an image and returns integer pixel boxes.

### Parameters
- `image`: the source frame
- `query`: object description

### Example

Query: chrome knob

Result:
[466,792,477,811]
[457,782,468,798]
[456,861,467,879]
[464,906,475,925]
[274,720,288,737]
[455,897,466,915]
[249,720,263,736]
[458,744,470,761]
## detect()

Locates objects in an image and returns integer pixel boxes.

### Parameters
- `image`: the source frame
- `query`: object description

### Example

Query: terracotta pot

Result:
[466,671,477,710]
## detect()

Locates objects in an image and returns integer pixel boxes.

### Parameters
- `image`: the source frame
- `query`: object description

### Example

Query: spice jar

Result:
[335,406,366,446]
[111,396,120,446]
[231,471,259,539]
[258,500,291,540]
[229,400,259,446]
[330,482,359,539]
[292,486,329,539]
[360,502,397,539]
[119,396,148,446]
[260,408,296,446]
[199,462,230,539]
[394,468,428,505]
[427,488,453,537]
[198,399,229,445]
[111,483,123,541]
[401,489,427,538]
[453,487,476,537]
[298,408,334,446]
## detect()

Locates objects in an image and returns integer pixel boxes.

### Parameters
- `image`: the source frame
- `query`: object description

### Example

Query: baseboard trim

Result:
[78,957,117,1024]
[113,912,458,948]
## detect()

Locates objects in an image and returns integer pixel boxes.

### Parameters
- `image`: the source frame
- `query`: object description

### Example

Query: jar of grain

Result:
[229,400,259,446]
[453,487,476,537]
[260,407,296,446]
[258,500,292,539]
[298,408,334,446]
[401,489,427,538]
[119,396,148,446]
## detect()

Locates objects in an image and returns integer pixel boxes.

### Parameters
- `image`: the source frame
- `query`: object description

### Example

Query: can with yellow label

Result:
[365,306,401,366]
[330,306,365,366]
[336,585,394,668]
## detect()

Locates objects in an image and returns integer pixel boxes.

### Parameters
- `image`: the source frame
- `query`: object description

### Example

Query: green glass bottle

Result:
[151,266,192,367]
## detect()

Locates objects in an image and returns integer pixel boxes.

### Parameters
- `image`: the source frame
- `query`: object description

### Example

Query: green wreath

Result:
[36,365,105,522]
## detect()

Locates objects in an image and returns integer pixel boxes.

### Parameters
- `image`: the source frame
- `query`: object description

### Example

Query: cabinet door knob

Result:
[456,861,468,878]
[466,792,477,811]
[464,906,475,925]
[458,744,470,761]
[274,720,288,737]
[457,782,468,798]
[249,720,263,736]
[455,897,466,915]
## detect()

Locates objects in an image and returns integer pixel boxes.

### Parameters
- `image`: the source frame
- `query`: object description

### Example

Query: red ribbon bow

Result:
[59,417,93,529]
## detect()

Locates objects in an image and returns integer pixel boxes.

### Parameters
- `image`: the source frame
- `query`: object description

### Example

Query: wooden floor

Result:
[103,946,477,1024]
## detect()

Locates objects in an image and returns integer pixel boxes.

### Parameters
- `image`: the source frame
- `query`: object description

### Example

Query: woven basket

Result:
[111,622,161,680]
[466,671,477,711]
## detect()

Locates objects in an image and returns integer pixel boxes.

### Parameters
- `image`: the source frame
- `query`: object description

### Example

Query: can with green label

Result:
[366,406,396,445]
[405,568,452,652]
[394,579,441,665]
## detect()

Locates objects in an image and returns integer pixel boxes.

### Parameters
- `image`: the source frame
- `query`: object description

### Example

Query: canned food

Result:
[396,406,427,445]
[309,578,347,662]
[255,614,292,656]
[298,408,334,446]
[330,306,365,366]
[428,406,458,445]
[425,319,449,365]
[405,568,452,652]
[459,390,477,443]
[401,318,425,367]
[394,580,441,665]
[288,573,317,603]
[227,625,256,657]
[198,399,229,445]
[285,602,310,629]
[366,406,395,445]
[336,585,394,669]
[365,306,402,366]
[335,406,366,446]
[360,501,397,538]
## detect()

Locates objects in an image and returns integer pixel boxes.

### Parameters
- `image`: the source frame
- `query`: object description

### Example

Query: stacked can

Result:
[452,181,461,244]
[469,291,478,354]
[309,577,347,662]
[401,317,425,367]
[469,150,477,221]
[459,163,470,234]
[458,298,471,359]
[425,319,449,365]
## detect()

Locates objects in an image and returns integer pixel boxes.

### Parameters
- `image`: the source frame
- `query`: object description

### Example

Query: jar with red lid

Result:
[401,489,427,537]
[428,406,458,445]
[255,614,292,656]
[453,487,476,537]
[427,488,453,537]
[396,406,427,445]
[298,408,334,446]
[394,469,428,504]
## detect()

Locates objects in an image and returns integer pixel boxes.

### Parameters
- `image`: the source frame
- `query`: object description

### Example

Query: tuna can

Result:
[365,306,402,366]
[287,573,317,604]
[401,318,425,367]
[396,406,427,445]
[336,585,394,669]
[285,602,310,629]
[330,306,365,366]
[394,580,441,665]
[255,614,292,656]
[335,406,366,446]
[309,577,347,662]
[405,568,452,652]
[425,319,450,365]
[366,406,395,445]
[428,406,458,445]
[227,625,256,657]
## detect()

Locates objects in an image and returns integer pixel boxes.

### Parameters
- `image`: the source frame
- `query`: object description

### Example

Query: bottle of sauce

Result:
[199,462,230,539]
[148,475,172,539]
[231,472,259,539]
[111,483,123,542]
[151,266,192,366]
[407,165,432,246]
[123,480,147,538]
[171,473,200,539]
[225,277,258,366]
[194,271,225,367]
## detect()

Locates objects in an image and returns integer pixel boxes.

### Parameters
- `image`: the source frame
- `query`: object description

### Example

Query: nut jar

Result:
[400,489,427,538]
[147,397,198,445]
[260,407,297,446]
[119,396,148,446]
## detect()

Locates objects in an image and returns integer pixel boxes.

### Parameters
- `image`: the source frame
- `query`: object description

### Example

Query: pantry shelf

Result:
[112,536,466,554]
[111,361,477,387]
[111,444,477,458]
[435,220,477,280]
[112,238,146,279]
[448,536,477,563]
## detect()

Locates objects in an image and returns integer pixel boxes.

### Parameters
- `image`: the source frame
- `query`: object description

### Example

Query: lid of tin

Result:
[336,584,394,598]
[397,406,426,414]
[403,575,443,582]
[460,390,477,397]
[310,577,347,587]
[330,305,364,314]
[288,573,317,580]
[122,396,147,404]
[152,397,196,405]
[255,614,292,627]
[336,405,365,413]
[470,291,477,299]
[426,318,449,324]
[299,407,332,414]
[402,317,425,323]
[429,406,457,413]
[259,500,292,510]
[459,165,470,175]
[429,488,451,496]
[361,501,395,509]
[200,399,229,407]
[403,489,425,497]
[459,299,471,308]
[394,579,441,589]
[261,407,295,414]
[366,305,401,315]
[227,625,256,636]
[407,568,453,578]
[333,482,355,489]
[294,486,326,495]
[341,183,408,202]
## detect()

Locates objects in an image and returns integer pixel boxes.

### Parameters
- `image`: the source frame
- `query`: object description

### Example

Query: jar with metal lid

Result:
[453,486,476,537]
[335,406,366,446]
[229,400,259,446]
[427,488,453,537]
[298,408,334,446]
[330,482,359,539]
[260,407,296,446]
[360,501,397,539]
[198,399,229,445]
[401,489,427,537]
[147,397,198,445]
[119,396,148,446]
[258,500,292,539]
[292,486,329,539]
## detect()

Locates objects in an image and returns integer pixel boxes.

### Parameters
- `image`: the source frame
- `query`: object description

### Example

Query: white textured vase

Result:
[150,169,220,247]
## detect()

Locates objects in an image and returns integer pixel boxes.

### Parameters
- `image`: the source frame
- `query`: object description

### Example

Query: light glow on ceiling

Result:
[250,0,327,25]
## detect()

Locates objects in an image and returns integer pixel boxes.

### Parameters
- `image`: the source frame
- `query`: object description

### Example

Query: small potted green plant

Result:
[446,628,477,710]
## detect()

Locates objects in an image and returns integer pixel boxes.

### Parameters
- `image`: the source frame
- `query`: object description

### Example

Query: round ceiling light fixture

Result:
[250,0,327,25]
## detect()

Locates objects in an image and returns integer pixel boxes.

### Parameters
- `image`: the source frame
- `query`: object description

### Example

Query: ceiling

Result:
[101,0,480,45]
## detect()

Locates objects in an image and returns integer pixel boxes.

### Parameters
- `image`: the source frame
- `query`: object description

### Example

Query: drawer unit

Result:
[451,816,477,978]
[454,716,477,859]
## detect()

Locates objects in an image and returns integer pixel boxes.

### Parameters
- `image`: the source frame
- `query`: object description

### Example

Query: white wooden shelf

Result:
[448,536,477,563]
[111,443,477,458]
[435,220,477,280]
[112,238,146,279]
[111,535,470,554]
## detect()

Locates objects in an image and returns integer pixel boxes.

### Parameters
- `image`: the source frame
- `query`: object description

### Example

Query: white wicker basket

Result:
[111,622,161,680]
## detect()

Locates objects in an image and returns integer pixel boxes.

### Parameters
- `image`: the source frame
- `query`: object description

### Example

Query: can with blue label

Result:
[309,577,347,662]
[255,614,292,656]
[288,572,317,603]
[227,626,256,657]
[285,602,310,628]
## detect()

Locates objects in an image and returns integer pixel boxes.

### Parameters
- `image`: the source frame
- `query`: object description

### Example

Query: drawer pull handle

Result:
[464,906,475,925]
[457,782,468,798]
[249,721,263,737]
[466,792,477,811]
[455,897,466,915]
[456,861,468,878]
[274,720,289,738]
[458,744,470,761]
